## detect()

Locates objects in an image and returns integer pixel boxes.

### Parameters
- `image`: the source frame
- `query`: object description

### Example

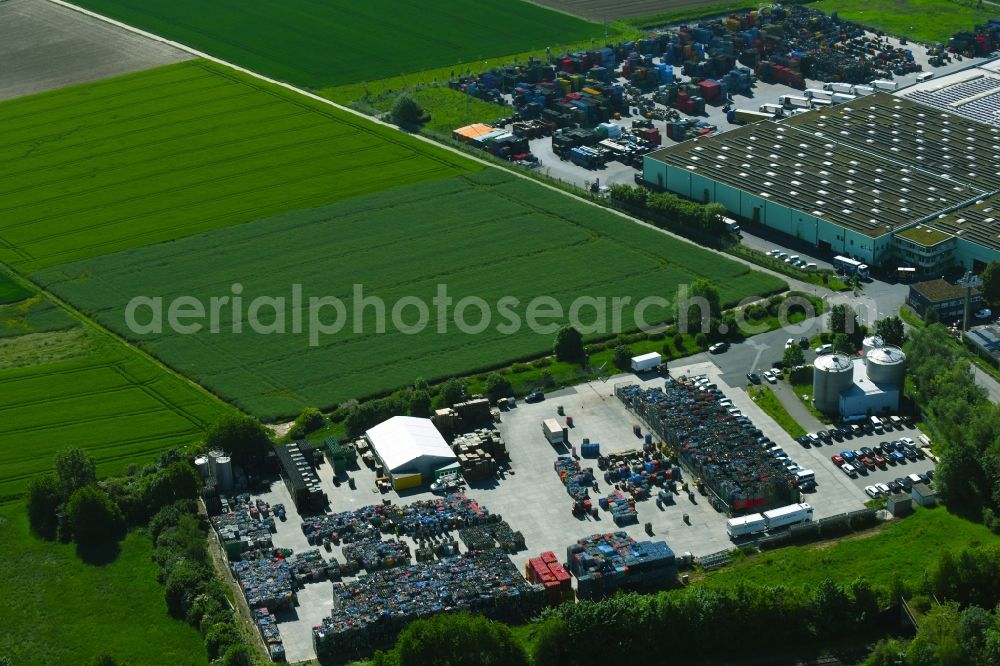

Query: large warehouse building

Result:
[642,93,1000,274]
[365,416,457,490]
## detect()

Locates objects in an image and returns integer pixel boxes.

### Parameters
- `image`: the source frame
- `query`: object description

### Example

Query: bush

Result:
[532,616,571,666]
[65,485,126,545]
[165,559,209,619]
[54,447,97,496]
[393,612,528,666]
[26,473,62,539]
[345,396,409,436]
[553,325,585,363]
[694,332,709,348]
[391,93,428,128]
[484,372,513,401]
[439,377,467,407]
[408,389,432,417]
[205,414,272,467]
[205,622,242,660]
[288,406,325,440]
[673,333,685,351]
[222,643,255,666]
[612,343,632,370]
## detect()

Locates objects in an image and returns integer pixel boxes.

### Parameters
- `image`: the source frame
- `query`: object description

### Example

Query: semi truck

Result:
[824,82,855,94]
[542,419,566,445]
[762,503,813,530]
[778,95,810,109]
[727,513,767,538]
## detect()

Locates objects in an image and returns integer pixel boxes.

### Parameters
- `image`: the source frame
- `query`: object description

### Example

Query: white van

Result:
[870,416,884,433]
[815,343,833,354]
[916,72,934,82]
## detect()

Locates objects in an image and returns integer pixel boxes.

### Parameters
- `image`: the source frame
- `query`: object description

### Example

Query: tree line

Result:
[607,183,728,237]
[903,324,1000,530]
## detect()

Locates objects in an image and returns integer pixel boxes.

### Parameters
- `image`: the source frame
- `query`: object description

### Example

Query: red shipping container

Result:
[540,551,558,564]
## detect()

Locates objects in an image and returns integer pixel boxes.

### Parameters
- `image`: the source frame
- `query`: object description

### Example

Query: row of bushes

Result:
[607,183,729,238]
[150,501,254,665]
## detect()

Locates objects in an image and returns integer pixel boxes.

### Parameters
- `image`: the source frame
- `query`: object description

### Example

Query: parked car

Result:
[873,454,887,468]
[525,389,545,403]
[763,370,778,384]
[842,463,858,478]
[785,337,795,348]
[797,435,811,447]
[887,480,903,494]
[747,372,761,384]
[853,449,865,460]
[709,342,728,354]
[799,337,809,348]
[840,450,855,462]
[975,308,993,319]
[903,448,918,462]
[807,433,821,446]
[830,429,844,442]
[917,473,930,485]
[865,485,880,498]
[831,454,845,466]
[914,448,926,460]
[926,469,935,481]
[875,483,890,495]
[818,430,832,442]
[900,437,916,448]
[861,457,876,471]
[891,451,905,465]
[860,447,873,458]
[897,476,913,491]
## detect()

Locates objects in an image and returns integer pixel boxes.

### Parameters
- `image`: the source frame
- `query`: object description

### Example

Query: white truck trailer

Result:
[824,82,855,94]
[727,513,767,539]
[779,95,811,109]
[871,79,898,91]
[630,352,662,373]
[762,503,813,530]
[542,419,565,445]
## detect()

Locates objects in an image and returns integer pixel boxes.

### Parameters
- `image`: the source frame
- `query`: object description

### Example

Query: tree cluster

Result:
[372,611,528,666]
[204,414,272,468]
[287,406,326,441]
[607,184,727,236]
[149,501,254,663]
[533,578,883,665]
[904,325,1000,527]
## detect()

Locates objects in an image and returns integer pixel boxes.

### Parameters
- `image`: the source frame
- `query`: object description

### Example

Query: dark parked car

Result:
[799,337,809,348]
[903,448,918,462]
[747,372,761,384]
[831,429,844,442]
[927,469,936,481]
[860,447,874,458]
[918,473,930,485]
[818,430,832,442]
[888,480,903,493]
[525,389,545,403]
[914,448,926,460]
[897,477,913,491]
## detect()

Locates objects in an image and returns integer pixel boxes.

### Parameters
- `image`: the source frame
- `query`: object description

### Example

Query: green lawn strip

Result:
[749,385,807,438]
[38,170,785,421]
[363,87,511,135]
[790,377,833,424]
[69,0,606,89]
[725,245,851,291]
[0,59,474,272]
[812,0,995,44]
[699,506,1000,589]
[0,502,208,666]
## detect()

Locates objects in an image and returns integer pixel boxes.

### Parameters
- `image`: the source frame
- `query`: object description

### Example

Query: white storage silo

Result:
[216,456,233,491]
[194,455,210,480]
[208,449,223,479]
[813,354,855,413]
[861,335,884,361]
[866,346,906,387]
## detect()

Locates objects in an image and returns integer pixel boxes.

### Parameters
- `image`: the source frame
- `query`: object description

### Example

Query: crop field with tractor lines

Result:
[0,59,474,273]
[39,170,786,420]
[68,0,605,89]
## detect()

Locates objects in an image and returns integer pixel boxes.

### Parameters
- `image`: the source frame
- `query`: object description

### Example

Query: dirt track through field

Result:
[527,0,730,21]
[0,0,190,101]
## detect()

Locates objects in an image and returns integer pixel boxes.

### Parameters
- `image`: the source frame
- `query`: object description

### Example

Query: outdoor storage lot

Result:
[240,361,878,661]
[0,0,191,102]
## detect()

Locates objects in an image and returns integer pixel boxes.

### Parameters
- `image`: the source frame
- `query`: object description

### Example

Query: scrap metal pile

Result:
[301,493,491,545]
[342,538,411,572]
[211,494,276,558]
[567,532,678,600]
[457,520,526,553]
[313,550,544,658]
[617,381,796,514]
[553,456,595,502]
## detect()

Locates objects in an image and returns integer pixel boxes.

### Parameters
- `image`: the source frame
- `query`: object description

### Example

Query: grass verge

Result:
[749,385,807,438]
[812,0,996,44]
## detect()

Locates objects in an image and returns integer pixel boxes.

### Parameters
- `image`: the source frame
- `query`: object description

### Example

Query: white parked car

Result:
[763,370,778,384]
[975,308,992,319]
[876,483,890,495]
[900,437,916,448]
[841,463,857,478]
[785,337,795,348]
[864,485,880,498]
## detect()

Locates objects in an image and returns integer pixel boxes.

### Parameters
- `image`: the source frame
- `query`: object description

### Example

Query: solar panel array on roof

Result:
[905,67,1000,127]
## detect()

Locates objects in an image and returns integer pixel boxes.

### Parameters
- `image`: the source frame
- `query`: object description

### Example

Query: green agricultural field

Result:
[0,272,30,304]
[812,0,996,44]
[70,0,605,89]
[368,87,511,135]
[0,292,228,498]
[0,59,473,273]
[39,170,786,420]
[0,502,207,665]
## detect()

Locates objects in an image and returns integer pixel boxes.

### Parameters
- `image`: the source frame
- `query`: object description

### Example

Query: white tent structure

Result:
[365,416,456,487]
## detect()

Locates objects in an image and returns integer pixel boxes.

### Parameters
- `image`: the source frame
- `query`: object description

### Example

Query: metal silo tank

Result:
[861,335,884,361]
[866,346,906,386]
[216,456,233,491]
[194,455,210,480]
[812,354,855,413]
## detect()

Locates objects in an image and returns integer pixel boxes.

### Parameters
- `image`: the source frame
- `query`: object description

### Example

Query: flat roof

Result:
[647,93,1000,239]
[965,324,1000,361]
[909,278,969,303]
[896,225,953,247]
[903,58,1000,127]
[927,192,1000,252]
[841,358,897,398]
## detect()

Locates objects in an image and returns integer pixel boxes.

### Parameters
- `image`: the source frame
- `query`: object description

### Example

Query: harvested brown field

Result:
[528,0,732,21]
[0,0,191,101]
